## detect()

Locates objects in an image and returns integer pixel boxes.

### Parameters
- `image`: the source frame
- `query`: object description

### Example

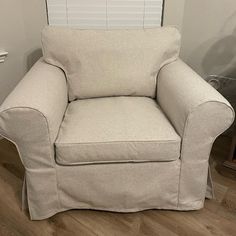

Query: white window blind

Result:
[46,0,164,29]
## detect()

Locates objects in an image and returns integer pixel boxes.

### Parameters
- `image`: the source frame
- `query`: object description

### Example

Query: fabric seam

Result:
[177,100,235,208]
[55,139,180,146]
[0,107,62,213]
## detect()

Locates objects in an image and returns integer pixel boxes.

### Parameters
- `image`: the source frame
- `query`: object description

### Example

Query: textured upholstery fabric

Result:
[0,58,67,142]
[157,60,235,209]
[0,59,68,218]
[0,52,234,219]
[42,26,181,100]
[55,97,181,165]
[57,161,180,213]
[0,59,68,169]
[20,160,180,220]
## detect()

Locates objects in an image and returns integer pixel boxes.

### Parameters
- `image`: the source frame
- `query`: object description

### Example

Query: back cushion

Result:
[42,26,181,101]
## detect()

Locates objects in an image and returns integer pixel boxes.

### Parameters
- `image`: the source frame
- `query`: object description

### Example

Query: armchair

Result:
[0,26,234,220]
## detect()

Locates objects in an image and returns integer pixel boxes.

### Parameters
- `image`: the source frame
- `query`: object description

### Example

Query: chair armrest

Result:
[157,59,234,144]
[157,59,235,208]
[0,59,68,169]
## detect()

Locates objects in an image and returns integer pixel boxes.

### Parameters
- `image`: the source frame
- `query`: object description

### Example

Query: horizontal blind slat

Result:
[47,0,163,28]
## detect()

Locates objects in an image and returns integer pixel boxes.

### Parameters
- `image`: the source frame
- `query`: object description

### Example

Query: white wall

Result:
[0,0,184,106]
[0,0,47,104]
[1,0,236,106]
[163,0,186,32]
[180,0,236,78]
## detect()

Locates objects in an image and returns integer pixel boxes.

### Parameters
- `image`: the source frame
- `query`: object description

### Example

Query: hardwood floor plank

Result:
[68,211,133,235]
[205,199,236,223]
[49,213,96,236]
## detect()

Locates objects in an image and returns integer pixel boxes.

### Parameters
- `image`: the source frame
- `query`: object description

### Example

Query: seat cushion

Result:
[55,97,181,165]
[42,26,181,101]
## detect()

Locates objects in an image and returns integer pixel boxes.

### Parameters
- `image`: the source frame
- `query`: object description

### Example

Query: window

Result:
[46,0,164,29]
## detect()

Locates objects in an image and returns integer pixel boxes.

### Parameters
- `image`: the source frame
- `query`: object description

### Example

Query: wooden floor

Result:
[0,136,236,236]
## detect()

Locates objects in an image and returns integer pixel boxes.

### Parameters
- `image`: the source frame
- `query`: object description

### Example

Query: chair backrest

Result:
[42,26,181,101]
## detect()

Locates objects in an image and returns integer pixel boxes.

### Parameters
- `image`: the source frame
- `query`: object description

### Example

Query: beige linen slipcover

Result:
[55,97,181,165]
[0,27,234,220]
[42,26,180,100]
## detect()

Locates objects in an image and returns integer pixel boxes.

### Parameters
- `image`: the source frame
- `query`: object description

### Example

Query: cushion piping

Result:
[55,139,180,146]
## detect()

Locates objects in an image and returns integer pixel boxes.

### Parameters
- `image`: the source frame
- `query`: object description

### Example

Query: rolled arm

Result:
[0,59,68,169]
[157,59,235,208]
[157,60,234,140]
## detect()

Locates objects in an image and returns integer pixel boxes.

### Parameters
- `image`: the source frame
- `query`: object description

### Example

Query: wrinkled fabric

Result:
[42,26,181,100]
[0,53,234,220]
[157,60,235,208]
[56,97,181,165]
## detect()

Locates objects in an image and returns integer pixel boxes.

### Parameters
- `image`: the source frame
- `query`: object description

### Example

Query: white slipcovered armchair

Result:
[0,26,234,220]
